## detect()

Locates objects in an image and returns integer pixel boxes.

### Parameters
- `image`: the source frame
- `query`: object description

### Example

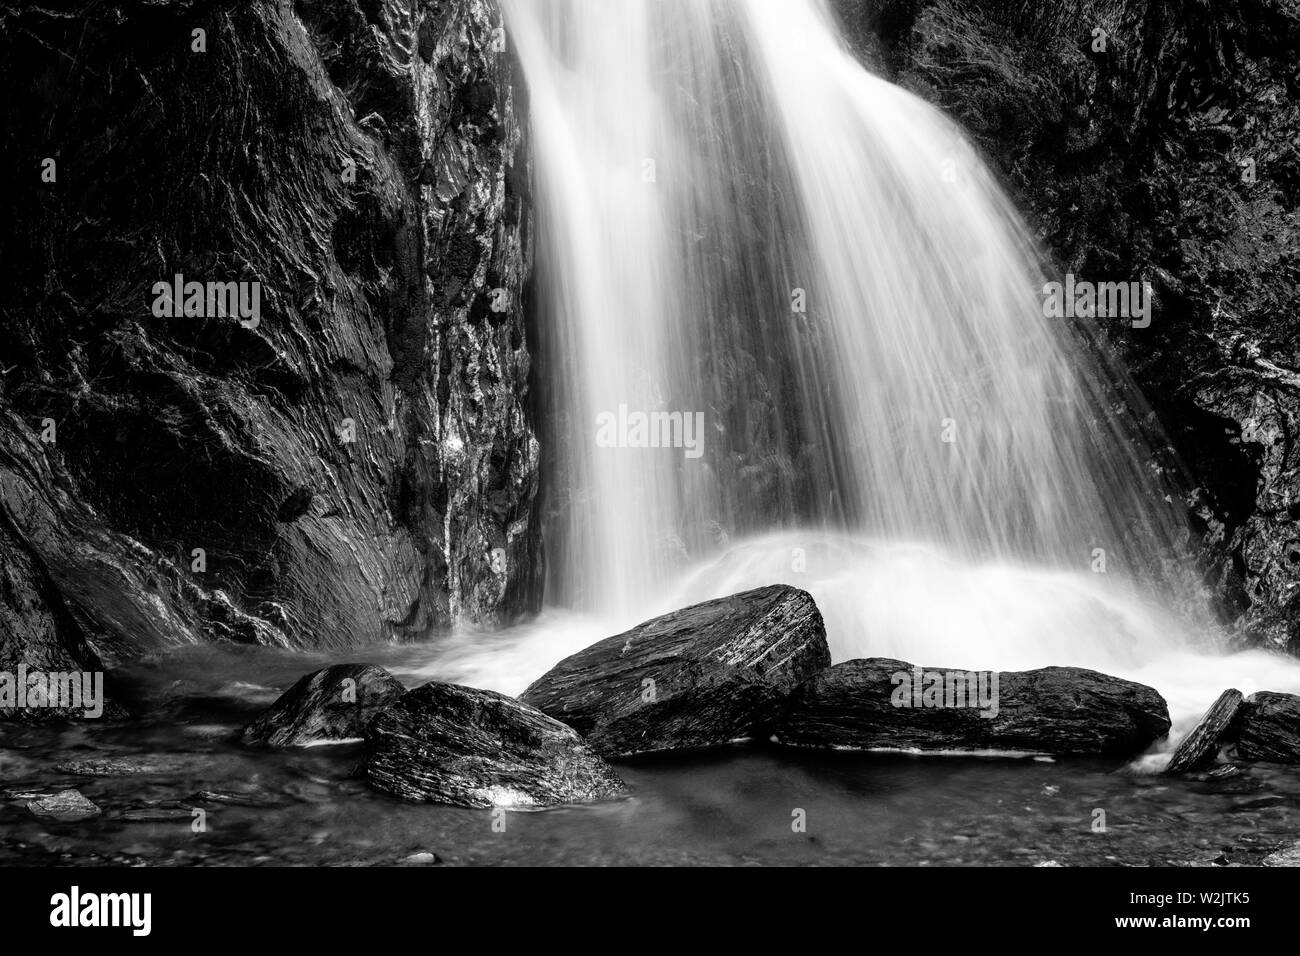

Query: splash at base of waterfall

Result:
[400,533,1300,770]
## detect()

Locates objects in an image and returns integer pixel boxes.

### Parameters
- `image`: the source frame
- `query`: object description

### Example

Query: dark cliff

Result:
[0,0,538,698]
[837,0,1300,652]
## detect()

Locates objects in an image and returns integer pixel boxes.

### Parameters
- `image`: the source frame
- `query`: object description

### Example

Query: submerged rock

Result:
[365,682,626,808]
[119,804,196,824]
[519,585,831,757]
[242,664,405,748]
[1165,688,1245,774]
[1233,691,1300,763]
[28,789,101,822]
[57,755,200,777]
[772,659,1171,756]
[189,788,289,809]
[1203,764,1241,780]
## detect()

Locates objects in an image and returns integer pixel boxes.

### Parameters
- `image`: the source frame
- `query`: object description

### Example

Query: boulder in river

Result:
[365,682,626,808]
[242,664,405,748]
[519,585,831,757]
[1164,688,1245,774]
[772,658,1171,756]
[1233,691,1300,763]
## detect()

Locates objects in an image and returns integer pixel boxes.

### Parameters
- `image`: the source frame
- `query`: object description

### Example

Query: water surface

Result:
[3,642,1295,867]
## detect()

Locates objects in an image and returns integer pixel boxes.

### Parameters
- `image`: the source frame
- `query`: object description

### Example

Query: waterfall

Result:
[502,0,1216,663]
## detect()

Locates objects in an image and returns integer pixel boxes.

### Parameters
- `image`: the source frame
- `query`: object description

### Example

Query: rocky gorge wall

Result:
[836,0,1300,653]
[0,0,539,697]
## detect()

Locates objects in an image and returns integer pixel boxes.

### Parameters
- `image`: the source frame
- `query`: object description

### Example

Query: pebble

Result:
[1262,842,1300,867]
[28,789,101,822]
[402,852,442,865]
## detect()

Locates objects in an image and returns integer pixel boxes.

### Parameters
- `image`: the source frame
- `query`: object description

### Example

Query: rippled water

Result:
[3,638,1297,867]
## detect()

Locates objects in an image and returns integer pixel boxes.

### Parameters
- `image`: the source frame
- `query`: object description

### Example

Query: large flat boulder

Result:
[772,658,1171,756]
[1164,688,1244,773]
[365,682,626,808]
[242,664,405,748]
[1234,691,1300,763]
[519,585,831,757]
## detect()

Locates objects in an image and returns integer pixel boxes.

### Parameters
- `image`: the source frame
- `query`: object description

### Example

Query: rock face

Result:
[834,0,1300,653]
[1233,691,1300,762]
[0,1,538,690]
[242,663,405,748]
[1164,688,1245,773]
[519,585,831,757]
[773,659,1171,756]
[365,682,626,808]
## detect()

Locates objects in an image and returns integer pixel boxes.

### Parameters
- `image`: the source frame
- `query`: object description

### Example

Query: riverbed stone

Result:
[28,789,101,822]
[1263,841,1300,866]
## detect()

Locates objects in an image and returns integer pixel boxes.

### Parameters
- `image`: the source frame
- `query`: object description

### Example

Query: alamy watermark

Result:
[151,272,261,328]
[595,404,705,459]
[0,666,105,718]
[50,886,151,936]
[890,666,999,718]
[1042,274,1151,329]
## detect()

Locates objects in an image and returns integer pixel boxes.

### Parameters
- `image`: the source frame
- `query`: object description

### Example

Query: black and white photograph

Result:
[0,0,1296,930]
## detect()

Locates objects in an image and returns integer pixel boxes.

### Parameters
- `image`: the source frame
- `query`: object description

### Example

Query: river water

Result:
[2,594,1298,866]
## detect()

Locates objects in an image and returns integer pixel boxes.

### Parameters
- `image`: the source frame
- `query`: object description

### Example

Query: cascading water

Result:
[446,0,1300,751]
